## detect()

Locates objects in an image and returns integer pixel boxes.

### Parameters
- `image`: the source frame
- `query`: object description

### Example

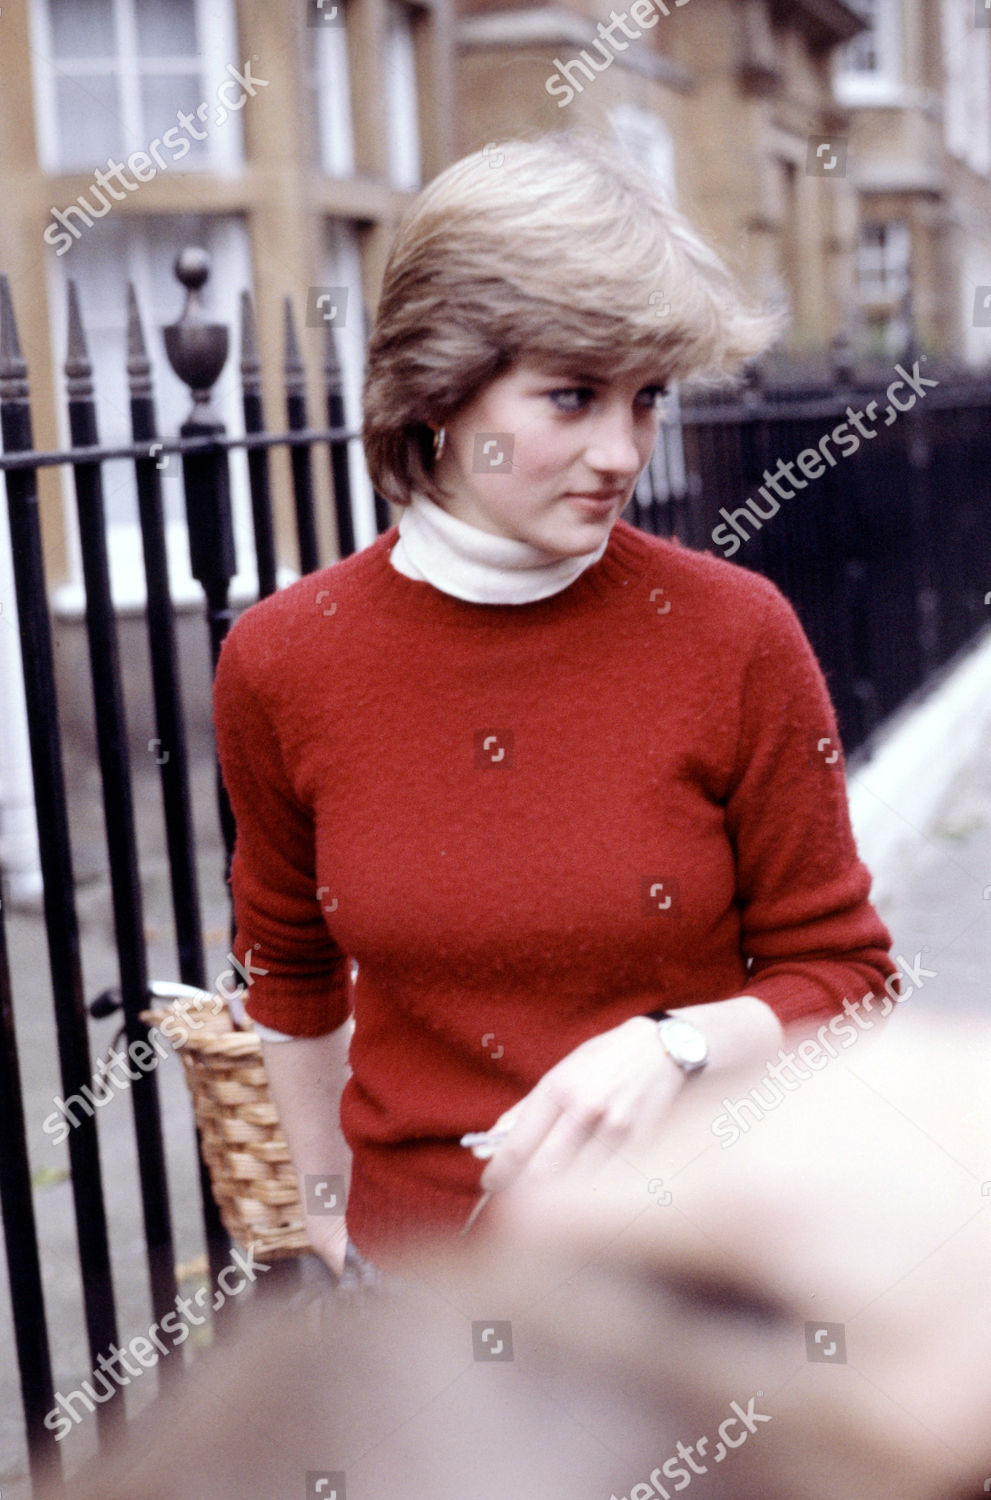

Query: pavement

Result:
[1,628,990,1497]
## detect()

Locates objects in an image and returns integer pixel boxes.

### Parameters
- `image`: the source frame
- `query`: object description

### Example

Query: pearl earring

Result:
[432,425,446,460]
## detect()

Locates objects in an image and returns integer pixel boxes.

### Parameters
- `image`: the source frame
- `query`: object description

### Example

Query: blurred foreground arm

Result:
[55,1016,989,1500]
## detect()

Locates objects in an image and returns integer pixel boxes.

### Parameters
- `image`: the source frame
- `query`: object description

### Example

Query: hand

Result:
[303,1212,350,1278]
[478,998,782,1197]
[479,1016,685,1195]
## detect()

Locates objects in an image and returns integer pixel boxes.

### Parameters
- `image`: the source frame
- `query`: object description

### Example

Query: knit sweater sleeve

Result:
[213,623,350,1037]
[722,581,897,1027]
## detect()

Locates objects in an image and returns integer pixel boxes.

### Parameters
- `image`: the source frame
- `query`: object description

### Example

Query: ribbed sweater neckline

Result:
[361,516,651,630]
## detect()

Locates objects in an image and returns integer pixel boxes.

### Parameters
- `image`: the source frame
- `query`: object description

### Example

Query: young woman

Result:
[213,133,897,1278]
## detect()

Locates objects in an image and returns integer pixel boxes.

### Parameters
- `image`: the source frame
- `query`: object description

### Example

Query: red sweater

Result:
[213,519,895,1259]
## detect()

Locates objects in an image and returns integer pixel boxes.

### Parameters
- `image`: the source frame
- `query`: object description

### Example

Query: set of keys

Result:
[458,1123,513,1234]
[460,1124,512,1160]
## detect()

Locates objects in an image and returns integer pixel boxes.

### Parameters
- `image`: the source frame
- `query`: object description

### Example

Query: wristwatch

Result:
[644,1008,709,1076]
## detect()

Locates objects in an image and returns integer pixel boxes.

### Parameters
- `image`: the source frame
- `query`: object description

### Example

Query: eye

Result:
[547,387,596,414]
[635,385,669,410]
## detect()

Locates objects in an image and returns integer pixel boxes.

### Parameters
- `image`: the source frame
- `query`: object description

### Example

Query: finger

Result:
[551,1118,644,1183]
[510,1107,605,1184]
[480,1084,566,1192]
[492,1102,522,1134]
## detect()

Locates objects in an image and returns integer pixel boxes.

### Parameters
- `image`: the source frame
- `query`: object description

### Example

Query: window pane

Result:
[843,0,879,73]
[60,216,129,303]
[385,2,421,190]
[141,74,208,160]
[50,0,116,59]
[135,0,199,57]
[314,23,354,175]
[55,74,125,166]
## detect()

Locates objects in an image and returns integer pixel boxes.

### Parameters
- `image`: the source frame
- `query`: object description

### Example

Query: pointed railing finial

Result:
[126,282,153,398]
[65,280,93,400]
[283,296,305,399]
[0,274,29,401]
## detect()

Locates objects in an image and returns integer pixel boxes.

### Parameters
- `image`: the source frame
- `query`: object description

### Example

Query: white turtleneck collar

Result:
[389,492,611,605]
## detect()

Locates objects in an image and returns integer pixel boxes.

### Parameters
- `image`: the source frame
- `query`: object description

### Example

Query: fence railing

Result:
[1,253,989,1496]
[0,249,374,1496]
[636,354,991,755]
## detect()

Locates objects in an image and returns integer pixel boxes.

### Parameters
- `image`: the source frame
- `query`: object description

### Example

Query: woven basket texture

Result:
[141,994,312,1261]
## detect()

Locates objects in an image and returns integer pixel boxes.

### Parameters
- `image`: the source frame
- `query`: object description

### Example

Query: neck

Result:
[389,493,611,605]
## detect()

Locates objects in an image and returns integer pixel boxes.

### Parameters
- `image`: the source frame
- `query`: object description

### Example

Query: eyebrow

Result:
[532,370,606,384]
[537,371,665,387]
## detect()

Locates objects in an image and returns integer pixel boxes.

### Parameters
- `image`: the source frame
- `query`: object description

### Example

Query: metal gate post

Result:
[162,249,237,870]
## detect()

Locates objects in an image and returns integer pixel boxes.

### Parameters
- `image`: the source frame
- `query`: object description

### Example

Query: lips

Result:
[567,490,625,511]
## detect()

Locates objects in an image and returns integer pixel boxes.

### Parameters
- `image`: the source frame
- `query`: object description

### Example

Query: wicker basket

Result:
[141,985,312,1261]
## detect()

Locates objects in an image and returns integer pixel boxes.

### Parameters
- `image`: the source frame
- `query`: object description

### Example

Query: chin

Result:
[563,517,616,549]
[537,532,603,559]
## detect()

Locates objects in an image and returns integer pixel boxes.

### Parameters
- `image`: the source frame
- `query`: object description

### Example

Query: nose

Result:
[583,403,645,478]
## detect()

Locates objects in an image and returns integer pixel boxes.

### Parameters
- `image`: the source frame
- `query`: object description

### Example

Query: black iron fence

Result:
[0,249,375,1496]
[0,253,988,1495]
[636,353,991,753]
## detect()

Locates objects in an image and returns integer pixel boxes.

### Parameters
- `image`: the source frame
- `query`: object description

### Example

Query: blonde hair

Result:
[363,132,781,507]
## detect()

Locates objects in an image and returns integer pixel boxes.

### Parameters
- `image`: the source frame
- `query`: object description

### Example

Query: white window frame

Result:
[312,6,355,176]
[29,0,243,176]
[385,1,422,191]
[45,214,258,612]
[857,220,911,303]
[833,0,903,106]
[941,0,991,175]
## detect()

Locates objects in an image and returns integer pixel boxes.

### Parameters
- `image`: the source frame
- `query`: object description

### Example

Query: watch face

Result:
[659,1019,708,1069]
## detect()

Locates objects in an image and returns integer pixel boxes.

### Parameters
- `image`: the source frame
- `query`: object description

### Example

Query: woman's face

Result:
[432,359,667,556]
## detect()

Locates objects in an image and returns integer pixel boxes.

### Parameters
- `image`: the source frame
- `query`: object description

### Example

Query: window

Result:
[842,0,881,73]
[857,221,911,302]
[311,1,355,176]
[45,213,256,609]
[941,0,991,174]
[31,0,242,174]
[311,0,421,186]
[856,221,912,357]
[834,0,902,105]
[385,2,422,190]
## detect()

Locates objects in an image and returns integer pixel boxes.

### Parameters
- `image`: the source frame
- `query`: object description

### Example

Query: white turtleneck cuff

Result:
[389,491,610,604]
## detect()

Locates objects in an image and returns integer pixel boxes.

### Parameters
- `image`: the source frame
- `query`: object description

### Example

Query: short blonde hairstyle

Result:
[363,131,781,508]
